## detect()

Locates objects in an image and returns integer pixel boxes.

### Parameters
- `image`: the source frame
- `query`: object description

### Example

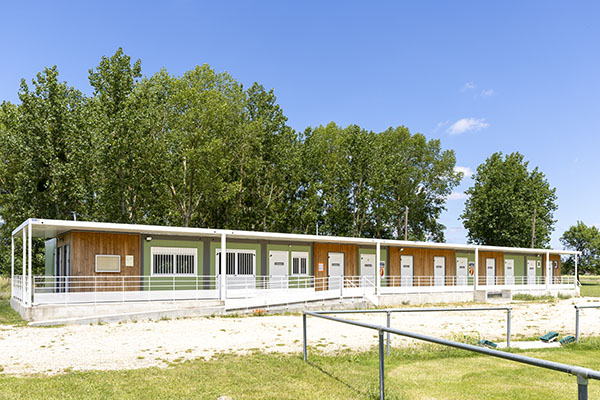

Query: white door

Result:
[527,260,537,284]
[400,255,413,287]
[504,259,514,285]
[456,257,468,286]
[486,258,495,286]
[434,256,445,286]
[269,250,288,289]
[360,253,375,287]
[328,252,344,290]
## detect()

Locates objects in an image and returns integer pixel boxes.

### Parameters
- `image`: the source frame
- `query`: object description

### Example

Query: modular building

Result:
[9,219,580,323]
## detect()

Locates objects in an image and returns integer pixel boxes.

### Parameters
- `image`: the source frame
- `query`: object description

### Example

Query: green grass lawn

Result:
[580,275,600,297]
[0,340,599,399]
[0,277,26,326]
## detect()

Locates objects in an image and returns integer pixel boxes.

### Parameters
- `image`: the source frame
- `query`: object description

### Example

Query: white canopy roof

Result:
[12,218,579,255]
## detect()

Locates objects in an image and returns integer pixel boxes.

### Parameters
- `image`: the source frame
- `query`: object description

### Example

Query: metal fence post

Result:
[578,374,588,400]
[507,309,511,348]
[576,307,580,343]
[379,330,385,400]
[386,311,391,356]
[303,313,308,362]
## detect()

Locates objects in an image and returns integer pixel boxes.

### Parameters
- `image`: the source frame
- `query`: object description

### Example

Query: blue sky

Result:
[1,1,599,248]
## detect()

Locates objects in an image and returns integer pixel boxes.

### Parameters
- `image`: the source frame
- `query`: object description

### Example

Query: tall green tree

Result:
[141,65,246,228]
[461,152,557,247]
[560,222,600,275]
[371,127,461,241]
[88,48,153,223]
[0,66,93,273]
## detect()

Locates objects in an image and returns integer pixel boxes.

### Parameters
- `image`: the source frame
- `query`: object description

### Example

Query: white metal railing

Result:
[17,273,577,307]
[32,275,219,305]
[11,275,23,302]
[477,275,575,286]
[28,275,376,306]
[381,275,474,287]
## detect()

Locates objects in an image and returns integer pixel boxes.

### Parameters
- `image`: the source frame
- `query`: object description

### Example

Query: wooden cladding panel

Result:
[70,232,140,277]
[56,232,140,292]
[478,251,504,279]
[388,247,456,286]
[549,254,562,278]
[313,243,358,290]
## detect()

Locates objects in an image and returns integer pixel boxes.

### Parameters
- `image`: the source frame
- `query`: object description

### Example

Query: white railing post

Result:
[574,254,578,291]
[22,226,27,306]
[220,233,227,301]
[10,235,14,299]
[474,247,479,291]
[376,241,381,294]
[28,222,32,306]
[545,252,550,290]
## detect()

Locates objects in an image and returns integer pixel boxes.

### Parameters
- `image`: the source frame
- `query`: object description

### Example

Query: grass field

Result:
[0,277,25,326]
[1,276,600,398]
[580,275,600,297]
[0,340,599,399]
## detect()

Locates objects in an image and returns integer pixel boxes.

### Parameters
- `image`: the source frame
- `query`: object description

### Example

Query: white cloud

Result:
[461,81,476,91]
[454,166,474,178]
[447,117,489,135]
[480,89,495,98]
[447,192,468,201]
[433,120,450,132]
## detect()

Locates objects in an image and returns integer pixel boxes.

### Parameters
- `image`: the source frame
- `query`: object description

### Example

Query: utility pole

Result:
[530,207,536,248]
[404,206,409,241]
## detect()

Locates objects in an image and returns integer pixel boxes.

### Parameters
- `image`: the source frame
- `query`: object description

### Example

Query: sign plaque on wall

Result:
[125,255,134,267]
[318,262,324,272]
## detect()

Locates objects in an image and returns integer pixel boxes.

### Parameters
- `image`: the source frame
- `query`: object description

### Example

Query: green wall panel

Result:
[358,247,388,275]
[266,244,312,276]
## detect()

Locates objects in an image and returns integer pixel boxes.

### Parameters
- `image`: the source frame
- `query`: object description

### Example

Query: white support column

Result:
[545,251,550,290]
[474,247,479,291]
[220,233,227,301]
[28,222,33,306]
[376,241,381,294]
[22,228,27,306]
[574,254,578,290]
[10,235,14,299]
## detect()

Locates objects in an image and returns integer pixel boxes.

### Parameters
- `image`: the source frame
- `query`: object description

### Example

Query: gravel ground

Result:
[1,299,599,375]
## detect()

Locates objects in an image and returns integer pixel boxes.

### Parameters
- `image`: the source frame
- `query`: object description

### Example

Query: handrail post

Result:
[576,307,580,343]
[303,313,308,362]
[578,374,588,400]
[378,330,385,400]
[507,308,511,348]
[386,311,391,356]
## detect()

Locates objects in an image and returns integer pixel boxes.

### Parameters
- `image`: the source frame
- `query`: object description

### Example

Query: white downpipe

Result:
[28,222,33,306]
[22,227,27,306]
[545,251,550,290]
[474,247,479,291]
[376,241,381,294]
[220,233,227,300]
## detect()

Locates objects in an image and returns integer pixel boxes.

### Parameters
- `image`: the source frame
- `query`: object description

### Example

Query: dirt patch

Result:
[0,299,597,375]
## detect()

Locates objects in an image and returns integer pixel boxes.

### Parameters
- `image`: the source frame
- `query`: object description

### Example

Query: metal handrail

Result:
[303,311,600,400]
[575,304,600,342]
[315,307,512,351]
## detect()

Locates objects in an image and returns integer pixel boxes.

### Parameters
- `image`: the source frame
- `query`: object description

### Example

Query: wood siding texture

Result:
[313,243,358,290]
[59,231,141,291]
[549,254,562,279]
[388,247,456,286]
